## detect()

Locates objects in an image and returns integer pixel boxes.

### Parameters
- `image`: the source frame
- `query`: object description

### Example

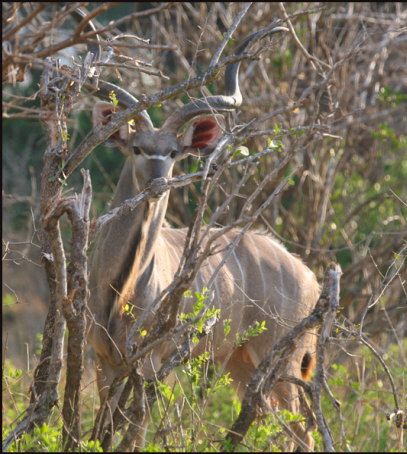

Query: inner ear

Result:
[93,101,130,147]
[190,117,221,148]
[93,102,115,127]
[181,114,225,156]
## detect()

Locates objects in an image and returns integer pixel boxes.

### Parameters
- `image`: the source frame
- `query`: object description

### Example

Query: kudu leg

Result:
[269,381,315,452]
[96,354,125,408]
[96,355,150,450]
[95,354,126,438]
[224,345,257,401]
[224,343,314,452]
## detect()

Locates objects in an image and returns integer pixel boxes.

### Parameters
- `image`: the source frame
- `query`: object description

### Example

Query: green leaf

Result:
[109,90,119,106]
[234,145,249,157]
[236,320,267,346]
[223,318,231,338]
[268,140,281,149]
[3,293,16,305]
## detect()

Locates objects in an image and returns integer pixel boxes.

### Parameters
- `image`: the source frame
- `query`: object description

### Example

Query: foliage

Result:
[180,287,221,344]
[322,340,407,452]
[235,321,267,347]
[2,2,406,452]
[4,338,405,452]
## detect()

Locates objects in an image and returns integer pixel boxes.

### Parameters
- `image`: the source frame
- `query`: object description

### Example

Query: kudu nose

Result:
[147,159,170,183]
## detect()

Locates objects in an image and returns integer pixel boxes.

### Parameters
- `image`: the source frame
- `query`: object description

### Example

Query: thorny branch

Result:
[3,3,406,452]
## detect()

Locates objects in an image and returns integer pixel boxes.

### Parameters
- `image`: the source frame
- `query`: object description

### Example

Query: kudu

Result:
[87,24,319,451]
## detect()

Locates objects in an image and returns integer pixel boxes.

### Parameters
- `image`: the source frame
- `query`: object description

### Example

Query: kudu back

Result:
[88,24,319,451]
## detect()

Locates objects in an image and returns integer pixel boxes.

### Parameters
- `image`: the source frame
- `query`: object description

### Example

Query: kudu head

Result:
[93,103,225,191]
[91,24,288,191]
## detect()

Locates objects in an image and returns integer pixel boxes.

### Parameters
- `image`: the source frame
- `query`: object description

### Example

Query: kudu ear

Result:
[180,114,225,157]
[92,101,131,148]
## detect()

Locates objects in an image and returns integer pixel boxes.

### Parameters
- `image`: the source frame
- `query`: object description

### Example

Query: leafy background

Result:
[3,2,406,451]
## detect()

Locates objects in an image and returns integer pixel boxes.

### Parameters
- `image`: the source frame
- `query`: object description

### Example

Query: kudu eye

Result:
[133,146,141,155]
[170,149,178,159]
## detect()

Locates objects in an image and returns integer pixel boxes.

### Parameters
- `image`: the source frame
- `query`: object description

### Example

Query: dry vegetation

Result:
[2,2,406,452]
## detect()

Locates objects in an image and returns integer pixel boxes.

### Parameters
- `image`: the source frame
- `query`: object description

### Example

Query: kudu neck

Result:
[112,157,170,281]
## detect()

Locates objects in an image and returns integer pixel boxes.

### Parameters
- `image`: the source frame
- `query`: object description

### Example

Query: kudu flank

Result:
[87,22,319,451]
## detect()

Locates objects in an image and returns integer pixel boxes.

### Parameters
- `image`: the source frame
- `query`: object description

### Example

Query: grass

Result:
[2,337,406,452]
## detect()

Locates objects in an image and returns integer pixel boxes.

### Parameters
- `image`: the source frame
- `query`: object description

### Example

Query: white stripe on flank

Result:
[206,255,220,300]
[269,237,284,296]
[166,237,181,261]
[248,235,266,300]
[232,248,245,294]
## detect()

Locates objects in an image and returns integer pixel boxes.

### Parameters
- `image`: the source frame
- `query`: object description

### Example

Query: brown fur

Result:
[301,351,316,381]
[87,102,320,451]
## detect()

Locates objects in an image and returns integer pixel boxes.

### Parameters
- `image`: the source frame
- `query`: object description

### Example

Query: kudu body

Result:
[88,24,319,450]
